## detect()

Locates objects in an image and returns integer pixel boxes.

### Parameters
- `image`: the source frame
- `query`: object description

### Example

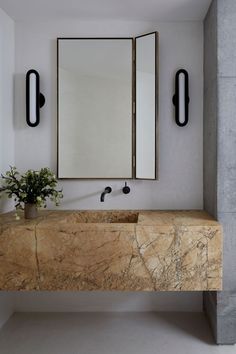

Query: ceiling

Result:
[0,0,212,22]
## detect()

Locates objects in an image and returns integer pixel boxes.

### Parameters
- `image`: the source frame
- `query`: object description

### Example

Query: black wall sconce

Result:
[26,70,45,127]
[172,69,190,127]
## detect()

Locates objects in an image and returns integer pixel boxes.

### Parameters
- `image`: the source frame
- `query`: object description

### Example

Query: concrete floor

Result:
[0,312,235,354]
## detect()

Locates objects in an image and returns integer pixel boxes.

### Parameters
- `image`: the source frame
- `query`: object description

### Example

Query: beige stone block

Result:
[36,223,151,290]
[0,210,223,291]
[0,225,38,290]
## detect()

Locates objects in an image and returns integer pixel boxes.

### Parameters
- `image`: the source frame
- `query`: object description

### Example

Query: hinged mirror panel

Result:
[135,32,158,179]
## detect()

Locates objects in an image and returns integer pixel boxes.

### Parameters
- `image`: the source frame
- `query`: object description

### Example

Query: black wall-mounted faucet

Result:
[100,186,112,202]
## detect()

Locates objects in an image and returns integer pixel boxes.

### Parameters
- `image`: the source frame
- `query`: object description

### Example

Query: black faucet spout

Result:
[100,186,112,202]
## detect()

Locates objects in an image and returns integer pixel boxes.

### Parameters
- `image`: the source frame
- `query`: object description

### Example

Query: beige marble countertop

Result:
[0,209,221,226]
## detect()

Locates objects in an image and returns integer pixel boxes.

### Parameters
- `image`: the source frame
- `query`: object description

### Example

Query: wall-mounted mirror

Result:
[57,38,133,179]
[57,33,158,179]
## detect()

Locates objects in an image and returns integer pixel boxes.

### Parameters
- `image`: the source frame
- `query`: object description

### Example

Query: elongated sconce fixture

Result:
[26,70,45,127]
[172,69,190,127]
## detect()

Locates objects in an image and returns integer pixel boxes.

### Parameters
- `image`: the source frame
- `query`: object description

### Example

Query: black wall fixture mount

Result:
[172,69,190,127]
[122,182,130,194]
[26,69,45,127]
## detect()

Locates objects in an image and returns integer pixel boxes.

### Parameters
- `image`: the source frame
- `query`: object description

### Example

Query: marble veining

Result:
[0,210,222,291]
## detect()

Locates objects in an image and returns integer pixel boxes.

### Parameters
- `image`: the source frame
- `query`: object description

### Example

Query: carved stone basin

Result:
[60,211,139,224]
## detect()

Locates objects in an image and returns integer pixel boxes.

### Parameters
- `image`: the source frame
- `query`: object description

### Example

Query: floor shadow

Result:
[151,312,215,345]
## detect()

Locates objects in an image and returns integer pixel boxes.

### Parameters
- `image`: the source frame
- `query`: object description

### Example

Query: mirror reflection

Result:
[58,38,133,179]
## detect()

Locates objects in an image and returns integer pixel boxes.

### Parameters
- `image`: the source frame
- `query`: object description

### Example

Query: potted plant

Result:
[0,166,63,219]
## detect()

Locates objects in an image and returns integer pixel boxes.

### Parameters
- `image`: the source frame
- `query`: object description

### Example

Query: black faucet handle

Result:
[122,182,130,195]
[105,186,112,193]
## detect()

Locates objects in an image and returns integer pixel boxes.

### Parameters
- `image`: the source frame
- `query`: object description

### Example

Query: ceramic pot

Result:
[24,203,38,219]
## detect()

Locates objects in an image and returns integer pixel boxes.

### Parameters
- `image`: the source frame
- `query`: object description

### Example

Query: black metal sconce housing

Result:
[26,69,45,127]
[172,69,190,127]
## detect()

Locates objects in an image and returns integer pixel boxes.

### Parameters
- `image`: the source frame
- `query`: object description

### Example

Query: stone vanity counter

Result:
[0,210,222,291]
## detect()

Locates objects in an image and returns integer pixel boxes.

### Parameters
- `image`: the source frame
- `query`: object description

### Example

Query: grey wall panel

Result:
[218,0,236,77]
[204,0,218,88]
[216,291,236,344]
[203,81,218,217]
[204,0,236,344]
[218,212,236,291]
[204,0,218,218]
[218,78,236,213]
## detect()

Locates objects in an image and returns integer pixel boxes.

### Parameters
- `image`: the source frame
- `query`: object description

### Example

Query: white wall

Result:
[11,19,204,313]
[14,20,203,211]
[0,8,15,213]
[0,8,15,328]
